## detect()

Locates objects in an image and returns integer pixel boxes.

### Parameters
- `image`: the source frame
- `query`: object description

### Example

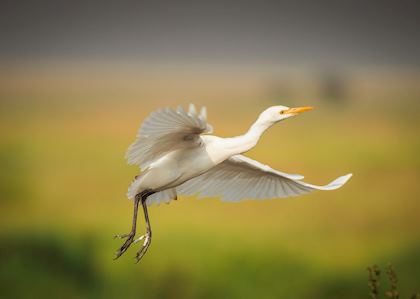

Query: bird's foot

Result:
[134,233,151,263]
[113,233,132,239]
[113,232,135,260]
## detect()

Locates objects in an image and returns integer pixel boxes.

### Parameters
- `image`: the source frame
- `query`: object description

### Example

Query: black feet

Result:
[113,232,152,262]
[113,232,135,260]
[114,190,154,263]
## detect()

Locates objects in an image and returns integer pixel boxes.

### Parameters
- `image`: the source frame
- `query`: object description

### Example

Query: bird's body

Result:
[132,145,215,192]
[129,135,253,197]
[114,104,352,262]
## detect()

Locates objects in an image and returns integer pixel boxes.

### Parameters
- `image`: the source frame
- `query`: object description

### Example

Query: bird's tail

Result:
[127,175,178,205]
[127,175,144,200]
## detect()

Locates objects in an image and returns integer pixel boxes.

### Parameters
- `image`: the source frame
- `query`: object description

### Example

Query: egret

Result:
[114,104,352,262]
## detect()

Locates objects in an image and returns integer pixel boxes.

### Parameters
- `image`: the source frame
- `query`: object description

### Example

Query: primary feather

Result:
[177,155,352,202]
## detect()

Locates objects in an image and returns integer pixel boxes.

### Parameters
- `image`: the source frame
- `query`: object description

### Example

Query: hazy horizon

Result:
[1,0,419,71]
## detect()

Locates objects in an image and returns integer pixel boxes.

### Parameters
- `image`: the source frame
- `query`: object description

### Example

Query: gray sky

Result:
[1,0,419,69]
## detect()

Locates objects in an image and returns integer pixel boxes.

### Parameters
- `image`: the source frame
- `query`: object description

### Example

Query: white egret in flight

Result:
[114,104,352,262]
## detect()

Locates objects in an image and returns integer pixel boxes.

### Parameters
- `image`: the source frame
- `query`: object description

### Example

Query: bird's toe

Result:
[114,233,136,259]
[113,233,132,239]
[134,233,151,263]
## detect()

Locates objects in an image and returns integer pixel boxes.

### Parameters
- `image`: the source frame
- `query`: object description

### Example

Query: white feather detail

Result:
[177,154,352,201]
[125,104,213,169]
[146,189,177,205]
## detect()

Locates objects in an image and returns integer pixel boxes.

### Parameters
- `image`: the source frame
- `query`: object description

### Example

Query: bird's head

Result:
[258,105,314,124]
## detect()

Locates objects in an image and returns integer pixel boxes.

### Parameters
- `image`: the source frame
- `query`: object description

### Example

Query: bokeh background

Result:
[1,0,419,298]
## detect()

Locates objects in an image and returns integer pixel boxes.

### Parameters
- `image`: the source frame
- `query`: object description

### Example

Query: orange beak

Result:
[282,106,314,115]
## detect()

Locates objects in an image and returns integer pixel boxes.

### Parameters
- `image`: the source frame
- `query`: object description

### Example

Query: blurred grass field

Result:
[0,68,419,298]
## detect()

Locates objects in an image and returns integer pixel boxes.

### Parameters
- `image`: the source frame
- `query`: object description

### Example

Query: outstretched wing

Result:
[126,104,213,169]
[177,154,352,201]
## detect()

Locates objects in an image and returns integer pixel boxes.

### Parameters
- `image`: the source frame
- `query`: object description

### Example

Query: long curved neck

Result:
[223,118,273,156]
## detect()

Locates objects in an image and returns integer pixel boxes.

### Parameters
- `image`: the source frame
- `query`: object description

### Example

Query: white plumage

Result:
[177,154,351,202]
[126,105,212,169]
[115,104,352,262]
[126,104,351,205]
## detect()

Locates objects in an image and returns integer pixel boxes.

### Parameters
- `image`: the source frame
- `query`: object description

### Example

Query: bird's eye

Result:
[280,110,284,114]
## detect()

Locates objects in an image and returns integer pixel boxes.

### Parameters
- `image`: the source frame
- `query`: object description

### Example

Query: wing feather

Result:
[126,104,213,169]
[177,154,352,201]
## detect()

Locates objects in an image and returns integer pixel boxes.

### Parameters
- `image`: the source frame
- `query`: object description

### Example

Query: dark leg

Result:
[114,190,155,261]
[114,192,142,259]
[134,197,153,263]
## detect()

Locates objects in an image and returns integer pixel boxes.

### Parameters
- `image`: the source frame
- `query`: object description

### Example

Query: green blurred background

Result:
[1,1,420,298]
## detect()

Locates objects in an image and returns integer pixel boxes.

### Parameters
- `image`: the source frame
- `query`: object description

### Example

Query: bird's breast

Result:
[146,147,216,190]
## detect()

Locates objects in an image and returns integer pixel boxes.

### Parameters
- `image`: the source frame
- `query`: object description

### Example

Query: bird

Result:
[114,104,352,262]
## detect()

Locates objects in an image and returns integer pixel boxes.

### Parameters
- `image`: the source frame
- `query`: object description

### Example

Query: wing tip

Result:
[327,173,353,189]
[188,103,197,115]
